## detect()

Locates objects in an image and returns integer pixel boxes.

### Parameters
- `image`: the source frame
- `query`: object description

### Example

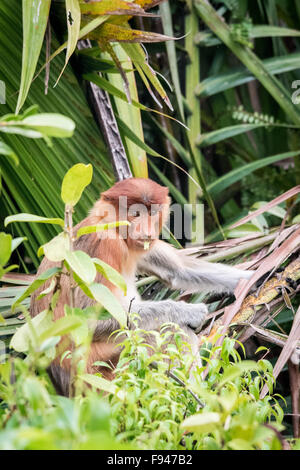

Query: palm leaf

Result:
[16,0,51,114]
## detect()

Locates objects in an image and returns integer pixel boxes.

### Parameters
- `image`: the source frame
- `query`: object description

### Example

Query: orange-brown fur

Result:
[30,178,170,393]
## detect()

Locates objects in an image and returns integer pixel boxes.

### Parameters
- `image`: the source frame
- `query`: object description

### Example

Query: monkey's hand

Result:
[181,302,209,334]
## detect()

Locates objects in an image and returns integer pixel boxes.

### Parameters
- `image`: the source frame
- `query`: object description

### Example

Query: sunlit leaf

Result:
[79,373,117,395]
[76,221,129,238]
[4,213,65,228]
[0,233,12,267]
[38,315,84,343]
[55,0,81,85]
[10,310,53,352]
[181,412,221,433]
[21,113,75,138]
[92,257,127,294]
[88,283,127,327]
[61,163,93,207]
[16,0,51,113]
[65,250,97,285]
[12,267,61,309]
[38,232,70,262]
[0,141,19,165]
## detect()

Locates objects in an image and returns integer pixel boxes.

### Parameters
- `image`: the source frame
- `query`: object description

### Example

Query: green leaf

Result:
[37,279,57,300]
[1,113,75,139]
[122,43,172,110]
[55,0,81,86]
[92,258,127,295]
[88,283,127,327]
[225,222,264,238]
[61,163,93,206]
[196,123,267,147]
[116,115,165,158]
[11,237,27,252]
[227,439,253,450]
[22,113,75,138]
[197,25,300,47]
[196,53,300,97]
[251,25,300,38]
[160,1,184,120]
[39,232,70,262]
[76,221,130,239]
[79,373,118,395]
[12,267,61,309]
[16,0,51,113]
[217,361,260,389]
[0,233,12,267]
[105,43,148,177]
[38,315,84,343]
[4,213,65,228]
[0,141,19,165]
[292,214,300,223]
[181,412,221,433]
[208,151,300,197]
[65,250,96,285]
[10,310,53,352]
[251,201,286,219]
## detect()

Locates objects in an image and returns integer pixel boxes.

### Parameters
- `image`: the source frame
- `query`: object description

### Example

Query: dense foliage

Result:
[0,0,299,450]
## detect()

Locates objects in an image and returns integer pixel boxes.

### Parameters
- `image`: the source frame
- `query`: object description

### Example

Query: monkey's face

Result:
[125,204,162,251]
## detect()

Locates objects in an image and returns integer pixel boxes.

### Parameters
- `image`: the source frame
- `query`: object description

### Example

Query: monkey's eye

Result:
[129,210,141,218]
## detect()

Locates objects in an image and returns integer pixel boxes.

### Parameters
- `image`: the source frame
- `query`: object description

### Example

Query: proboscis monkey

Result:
[30,178,253,395]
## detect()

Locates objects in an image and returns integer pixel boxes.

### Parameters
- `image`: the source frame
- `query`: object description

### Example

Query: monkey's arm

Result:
[137,240,254,294]
[91,298,208,341]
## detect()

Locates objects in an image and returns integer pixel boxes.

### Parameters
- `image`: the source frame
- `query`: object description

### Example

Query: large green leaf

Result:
[88,283,127,327]
[104,44,148,178]
[197,123,267,147]
[79,373,118,396]
[197,25,300,47]
[76,221,130,239]
[5,213,65,228]
[181,412,221,433]
[0,113,75,139]
[65,250,97,286]
[39,232,70,262]
[16,0,51,113]
[208,150,300,197]
[0,141,19,165]
[12,267,61,309]
[55,0,81,85]
[0,233,12,267]
[160,1,184,120]
[92,258,127,295]
[61,163,93,207]
[10,310,53,352]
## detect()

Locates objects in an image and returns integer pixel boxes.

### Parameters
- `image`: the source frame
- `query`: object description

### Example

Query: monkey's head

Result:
[100,178,170,251]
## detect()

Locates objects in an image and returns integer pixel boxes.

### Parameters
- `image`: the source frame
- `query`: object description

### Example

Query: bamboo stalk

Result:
[78,40,132,181]
[185,4,202,222]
